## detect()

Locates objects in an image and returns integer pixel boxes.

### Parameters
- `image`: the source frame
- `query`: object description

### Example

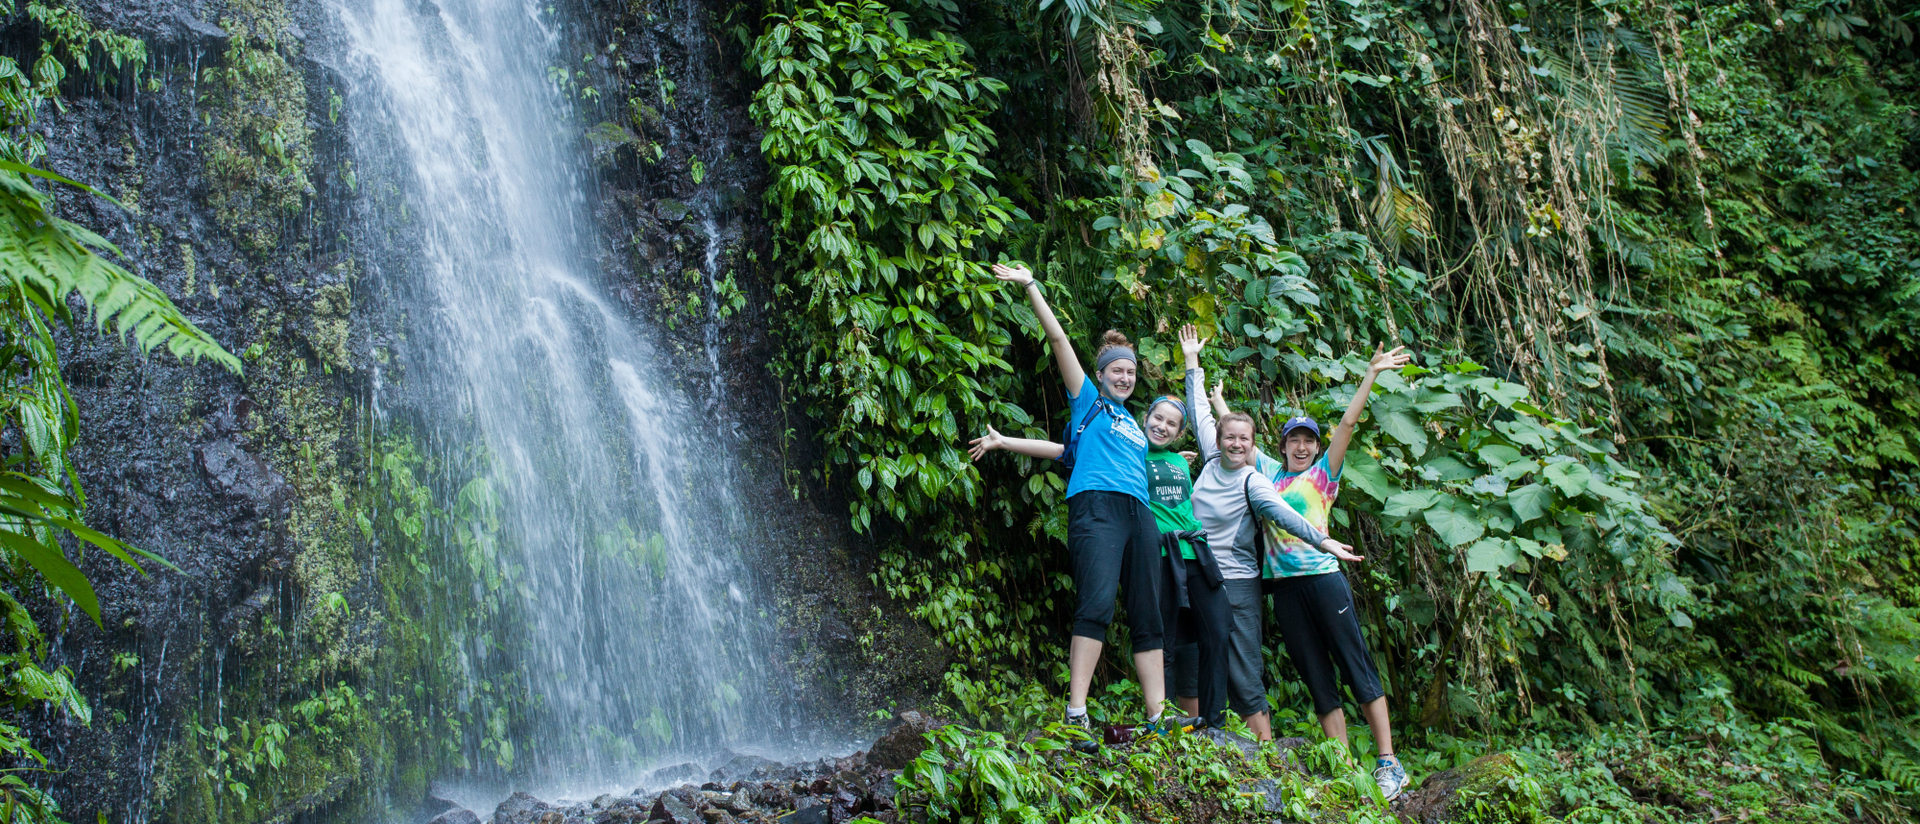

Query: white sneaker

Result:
[1374,757,1408,801]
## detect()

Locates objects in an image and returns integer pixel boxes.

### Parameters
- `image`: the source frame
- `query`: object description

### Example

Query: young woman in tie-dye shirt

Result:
[1210,344,1414,800]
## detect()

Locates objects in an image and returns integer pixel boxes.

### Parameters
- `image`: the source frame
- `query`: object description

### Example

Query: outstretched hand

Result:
[990,263,1034,286]
[968,425,1007,461]
[1368,344,1413,376]
[1178,323,1207,358]
[1320,538,1364,563]
[1210,380,1226,406]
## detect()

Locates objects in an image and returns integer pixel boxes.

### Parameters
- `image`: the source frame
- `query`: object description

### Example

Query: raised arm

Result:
[992,263,1087,397]
[968,424,1066,461]
[1325,344,1413,476]
[1179,325,1218,461]
[1247,477,1364,562]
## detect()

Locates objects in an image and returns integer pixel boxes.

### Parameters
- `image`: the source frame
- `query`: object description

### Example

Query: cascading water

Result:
[329,0,777,795]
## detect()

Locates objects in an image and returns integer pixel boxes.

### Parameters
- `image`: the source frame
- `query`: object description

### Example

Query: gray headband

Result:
[1095,346,1137,373]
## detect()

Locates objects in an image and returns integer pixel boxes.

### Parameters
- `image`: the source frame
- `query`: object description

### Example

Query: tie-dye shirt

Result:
[1266,454,1342,578]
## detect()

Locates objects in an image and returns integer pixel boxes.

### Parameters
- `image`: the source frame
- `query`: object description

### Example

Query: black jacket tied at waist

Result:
[1161,529,1223,609]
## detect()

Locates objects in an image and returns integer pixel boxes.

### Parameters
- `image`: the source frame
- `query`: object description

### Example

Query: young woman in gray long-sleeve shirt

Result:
[1180,325,1360,741]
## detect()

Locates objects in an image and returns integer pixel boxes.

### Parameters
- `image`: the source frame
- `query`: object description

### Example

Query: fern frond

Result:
[0,167,240,373]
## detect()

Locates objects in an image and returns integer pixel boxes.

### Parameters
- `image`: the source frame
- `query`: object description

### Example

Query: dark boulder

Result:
[493,792,551,824]
[427,810,481,824]
[866,711,946,769]
[828,789,863,824]
[195,438,290,519]
[1393,752,1546,824]
[650,790,701,824]
[776,806,829,824]
[710,753,783,784]
[646,762,706,788]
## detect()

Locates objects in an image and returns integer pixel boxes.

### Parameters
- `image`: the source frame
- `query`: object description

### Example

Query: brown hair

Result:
[1093,329,1131,360]
[1219,412,1257,437]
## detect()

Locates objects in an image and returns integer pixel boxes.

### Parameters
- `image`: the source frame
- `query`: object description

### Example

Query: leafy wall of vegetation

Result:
[751,0,1920,816]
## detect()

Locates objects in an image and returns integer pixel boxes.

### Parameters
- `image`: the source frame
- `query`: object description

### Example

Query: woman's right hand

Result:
[1210,380,1226,407]
[990,263,1034,286]
[967,425,1007,461]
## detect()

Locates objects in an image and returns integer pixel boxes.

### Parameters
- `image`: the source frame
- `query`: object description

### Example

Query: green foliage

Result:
[752,0,1064,675]
[753,0,1920,813]
[895,721,1380,824]
[199,0,314,251]
[0,166,242,372]
[0,6,241,824]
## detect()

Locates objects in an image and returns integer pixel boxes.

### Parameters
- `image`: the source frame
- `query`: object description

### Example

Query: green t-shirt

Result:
[1145,447,1203,560]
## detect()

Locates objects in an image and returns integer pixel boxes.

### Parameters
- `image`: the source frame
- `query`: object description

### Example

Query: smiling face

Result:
[1283,430,1320,473]
[1145,403,1184,448]
[1097,360,1137,401]
[1220,417,1256,469]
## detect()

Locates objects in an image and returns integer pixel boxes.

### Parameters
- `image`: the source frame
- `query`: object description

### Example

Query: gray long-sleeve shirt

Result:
[1186,367,1331,579]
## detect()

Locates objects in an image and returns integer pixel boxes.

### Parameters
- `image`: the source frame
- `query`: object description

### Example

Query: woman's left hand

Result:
[1178,324,1207,357]
[1367,344,1413,375]
[967,425,1007,461]
[1320,538,1364,562]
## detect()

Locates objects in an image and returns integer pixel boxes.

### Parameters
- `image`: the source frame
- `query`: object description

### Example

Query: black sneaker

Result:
[1062,712,1099,753]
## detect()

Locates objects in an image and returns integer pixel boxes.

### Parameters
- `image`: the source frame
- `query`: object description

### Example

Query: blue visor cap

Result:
[1280,416,1321,440]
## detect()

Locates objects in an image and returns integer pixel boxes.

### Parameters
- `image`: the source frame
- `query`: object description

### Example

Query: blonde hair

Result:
[1219,412,1256,437]
[1093,329,1131,360]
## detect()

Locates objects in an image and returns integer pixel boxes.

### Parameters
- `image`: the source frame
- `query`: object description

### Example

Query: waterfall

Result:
[329,0,776,794]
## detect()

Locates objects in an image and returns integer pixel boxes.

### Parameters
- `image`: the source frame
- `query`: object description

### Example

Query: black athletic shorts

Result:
[1269,571,1385,716]
[1066,490,1164,651]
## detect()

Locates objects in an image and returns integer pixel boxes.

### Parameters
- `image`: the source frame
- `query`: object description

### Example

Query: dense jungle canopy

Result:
[748,0,1920,817]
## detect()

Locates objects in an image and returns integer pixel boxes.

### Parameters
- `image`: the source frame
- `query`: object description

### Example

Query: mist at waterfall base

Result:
[329,0,835,805]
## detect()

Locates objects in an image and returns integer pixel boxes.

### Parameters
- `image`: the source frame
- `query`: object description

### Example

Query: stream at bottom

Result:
[418,720,931,824]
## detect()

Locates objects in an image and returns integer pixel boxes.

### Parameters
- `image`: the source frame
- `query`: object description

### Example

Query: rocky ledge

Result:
[425,713,945,824]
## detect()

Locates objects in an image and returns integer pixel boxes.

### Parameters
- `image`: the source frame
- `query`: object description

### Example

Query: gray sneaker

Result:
[1373,757,1408,801]
[1063,712,1099,753]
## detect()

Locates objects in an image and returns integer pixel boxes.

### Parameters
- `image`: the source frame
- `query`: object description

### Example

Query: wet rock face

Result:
[195,437,291,519]
[20,0,943,820]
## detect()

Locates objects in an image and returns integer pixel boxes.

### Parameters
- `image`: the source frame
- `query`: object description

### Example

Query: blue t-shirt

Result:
[1063,375,1149,503]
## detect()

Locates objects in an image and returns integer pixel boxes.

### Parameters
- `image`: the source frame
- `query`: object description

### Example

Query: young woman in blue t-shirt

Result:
[979,263,1196,748]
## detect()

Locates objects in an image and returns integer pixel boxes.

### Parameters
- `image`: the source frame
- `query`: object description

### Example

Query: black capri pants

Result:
[1067,490,1164,651]
[1161,557,1230,728]
[1269,571,1385,716]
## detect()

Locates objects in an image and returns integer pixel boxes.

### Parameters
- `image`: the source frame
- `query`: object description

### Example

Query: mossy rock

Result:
[1394,752,1546,824]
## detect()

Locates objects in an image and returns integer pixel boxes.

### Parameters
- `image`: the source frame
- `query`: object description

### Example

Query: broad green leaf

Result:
[1424,500,1485,546]
[1477,444,1523,467]
[1507,483,1552,523]
[1339,449,1396,501]
[1421,456,1477,481]
[1378,410,1426,455]
[1384,489,1440,518]
[1543,462,1592,497]
[0,530,98,625]
[1464,538,1520,573]
[1478,381,1529,407]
